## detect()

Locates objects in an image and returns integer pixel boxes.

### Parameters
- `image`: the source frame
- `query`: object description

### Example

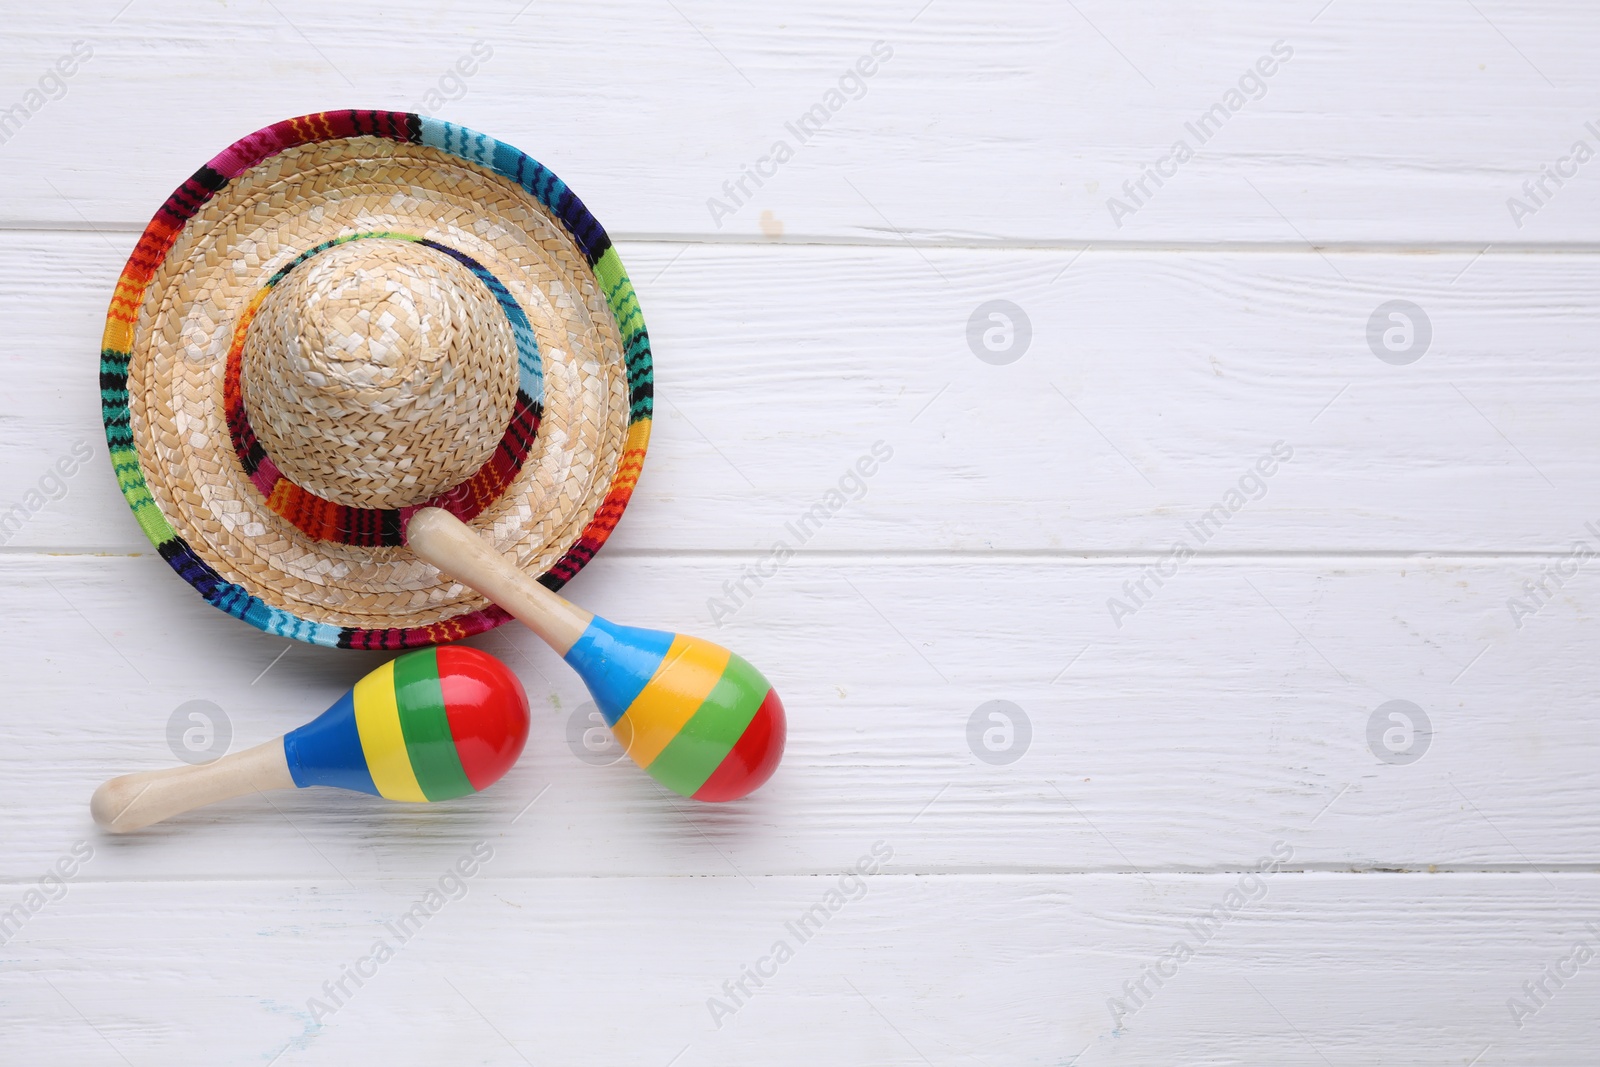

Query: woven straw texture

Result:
[101,112,654,649]
[241,238,521,510]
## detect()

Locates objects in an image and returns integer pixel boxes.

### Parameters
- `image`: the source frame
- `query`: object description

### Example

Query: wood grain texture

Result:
[2,0,1597,1062]
[4,552,1594,882]
[3,234,1596,554]
[3,875,1597,1065]
[3,2,1600,243]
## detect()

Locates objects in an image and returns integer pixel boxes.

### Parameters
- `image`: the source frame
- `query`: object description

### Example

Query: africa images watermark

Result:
[0,439,96,546]
[1504,523,1599,630]
[305,841,494,1024]
[167,699,232,765]
[0,40,94,147]
[1505,922,1600,1030]
[1107,841,1294,1028]
[1107,440,1295,628]
[707,440,894,627]
[1367,699,1432,766]
[0,841,94,946]
[706,840,894,1029]
[967,700,1031,766]
[409,40,493,115]
[1505,121,1600,230]
[706,40,895,228]
[1106,40,1294,228]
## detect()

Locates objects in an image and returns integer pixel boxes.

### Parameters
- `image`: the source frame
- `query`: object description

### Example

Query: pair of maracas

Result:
[91,509,785,831]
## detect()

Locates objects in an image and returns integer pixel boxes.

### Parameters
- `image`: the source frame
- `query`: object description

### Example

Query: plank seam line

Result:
[10,224,1600,255]
[19,867,1600,886]
[6,548,1597,562]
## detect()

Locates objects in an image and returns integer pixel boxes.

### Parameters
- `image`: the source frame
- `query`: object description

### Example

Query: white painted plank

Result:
[4,234,1597,554]
[1,874,1594,1065]
[2,1,1600,243]
[4,552,1594,879]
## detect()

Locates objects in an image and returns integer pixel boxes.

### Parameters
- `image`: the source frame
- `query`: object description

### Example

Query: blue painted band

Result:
[283,690,381,796]
[563,614,676,725]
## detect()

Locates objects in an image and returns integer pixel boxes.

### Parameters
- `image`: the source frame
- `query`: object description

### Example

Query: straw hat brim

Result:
[101,111,652,650]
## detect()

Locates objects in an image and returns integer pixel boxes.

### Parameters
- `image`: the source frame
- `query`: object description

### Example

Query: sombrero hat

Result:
[101,111,651,650]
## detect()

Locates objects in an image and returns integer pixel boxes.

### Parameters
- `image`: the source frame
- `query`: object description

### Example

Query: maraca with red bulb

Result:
[91,645,529,832]
[408,509,785,801]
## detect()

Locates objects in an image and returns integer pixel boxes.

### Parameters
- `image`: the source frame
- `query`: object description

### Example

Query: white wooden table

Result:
[2,2,1597,1063]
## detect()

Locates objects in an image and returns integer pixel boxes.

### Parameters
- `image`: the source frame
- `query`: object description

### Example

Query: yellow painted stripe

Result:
[624,418,651,456]
[616,637,731,769]
[102,317,133,352]
[352,660,426,802]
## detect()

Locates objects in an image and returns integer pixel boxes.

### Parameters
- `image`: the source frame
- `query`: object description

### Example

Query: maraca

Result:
[91,646,529,832]
[408,509,785,801]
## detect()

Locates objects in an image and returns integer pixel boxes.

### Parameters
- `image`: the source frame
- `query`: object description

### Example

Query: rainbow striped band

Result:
[100,111,653,649]
[565,617,782,800]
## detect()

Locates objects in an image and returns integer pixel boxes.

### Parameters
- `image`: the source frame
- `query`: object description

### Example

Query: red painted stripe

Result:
[206,118,305,180]
[248,455,279,497]
[692,688,785,802]
[204,111,415,180]
[436,645,530,792]
[123,217,183,285]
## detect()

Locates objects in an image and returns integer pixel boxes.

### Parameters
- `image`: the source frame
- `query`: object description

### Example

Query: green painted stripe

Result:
[392,648,475,801]
[646,652,768,798]
[134,507,172,545]
[114,466,146,495]
[593,246,626,295]
[593,248,643,334]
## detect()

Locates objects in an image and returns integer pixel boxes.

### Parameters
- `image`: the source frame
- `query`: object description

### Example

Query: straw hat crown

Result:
[241,238,519,511]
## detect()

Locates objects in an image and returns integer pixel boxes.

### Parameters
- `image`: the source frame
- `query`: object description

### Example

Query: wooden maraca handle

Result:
[407,507,594,655]
[90,739,295,833]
